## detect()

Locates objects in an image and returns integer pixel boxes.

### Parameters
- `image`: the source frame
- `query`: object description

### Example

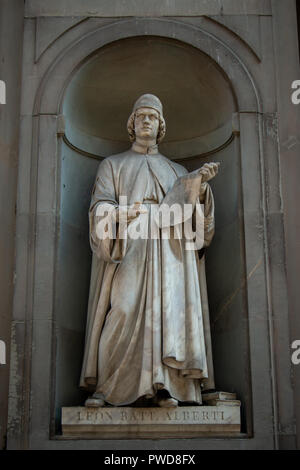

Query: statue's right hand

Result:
[128,202,147,221]
[116,203,147,223]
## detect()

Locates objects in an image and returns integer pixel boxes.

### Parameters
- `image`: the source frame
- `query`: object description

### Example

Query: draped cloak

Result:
[79,146,215,405]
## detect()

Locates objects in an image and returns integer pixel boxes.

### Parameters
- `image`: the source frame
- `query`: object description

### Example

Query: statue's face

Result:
[134,107,160,140]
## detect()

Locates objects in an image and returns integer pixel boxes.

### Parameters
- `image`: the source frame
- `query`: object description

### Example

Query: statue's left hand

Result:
[198,162,220,182]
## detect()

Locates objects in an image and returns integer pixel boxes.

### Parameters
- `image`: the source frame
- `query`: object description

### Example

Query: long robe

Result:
[79,145,215,405]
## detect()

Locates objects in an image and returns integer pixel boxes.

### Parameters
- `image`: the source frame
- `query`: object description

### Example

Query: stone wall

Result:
[0,0,299,450]
[0,0,24,450]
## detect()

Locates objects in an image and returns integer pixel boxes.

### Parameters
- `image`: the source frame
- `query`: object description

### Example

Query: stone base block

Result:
[62,405,241,439]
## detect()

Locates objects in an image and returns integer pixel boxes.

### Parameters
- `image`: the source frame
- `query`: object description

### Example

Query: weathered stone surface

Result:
[35,17,85,62]
[272,0,300,449]
[0,0,24,451]
[62,406,241,438]
[207,15,262,60]
[25,0,272,17]
[4,0,300,452]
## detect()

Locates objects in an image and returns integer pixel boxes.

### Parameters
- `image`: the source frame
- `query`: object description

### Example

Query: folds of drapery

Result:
[79,153,216,402]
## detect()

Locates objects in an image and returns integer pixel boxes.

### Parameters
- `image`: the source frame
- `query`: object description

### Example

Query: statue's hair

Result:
[127,111,166,143]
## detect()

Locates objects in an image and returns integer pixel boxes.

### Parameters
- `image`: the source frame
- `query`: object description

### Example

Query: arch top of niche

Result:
[62,35,237,160]
[34,18,261,118]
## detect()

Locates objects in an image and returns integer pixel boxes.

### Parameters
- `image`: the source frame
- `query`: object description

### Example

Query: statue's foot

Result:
[157,397,178,408]
[85,394,105,408]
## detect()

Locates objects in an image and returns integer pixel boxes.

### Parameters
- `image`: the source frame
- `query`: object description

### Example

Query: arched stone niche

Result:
[27,18,272,446]
[56,34,250,435]
[62,36,236,159]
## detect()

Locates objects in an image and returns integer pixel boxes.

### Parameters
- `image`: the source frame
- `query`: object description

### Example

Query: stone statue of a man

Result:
[80,94,219,408]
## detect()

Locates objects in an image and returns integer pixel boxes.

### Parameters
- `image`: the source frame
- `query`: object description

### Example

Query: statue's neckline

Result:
[131,142,158,155]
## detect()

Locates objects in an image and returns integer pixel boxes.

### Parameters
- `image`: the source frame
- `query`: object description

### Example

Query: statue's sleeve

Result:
[89,158,127,263]
[200,182,215,248]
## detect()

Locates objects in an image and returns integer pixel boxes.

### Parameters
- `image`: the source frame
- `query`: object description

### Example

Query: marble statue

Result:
[80,94,219,408]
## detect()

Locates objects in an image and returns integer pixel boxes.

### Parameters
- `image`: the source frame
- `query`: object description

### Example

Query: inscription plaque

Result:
[62,406,241,439]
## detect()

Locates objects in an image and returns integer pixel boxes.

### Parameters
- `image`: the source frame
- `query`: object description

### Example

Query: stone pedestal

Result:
[62,405,241,439]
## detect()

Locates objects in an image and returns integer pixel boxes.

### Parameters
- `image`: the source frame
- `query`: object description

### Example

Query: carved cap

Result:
[127,94,166,143]
[132,94,163,116]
